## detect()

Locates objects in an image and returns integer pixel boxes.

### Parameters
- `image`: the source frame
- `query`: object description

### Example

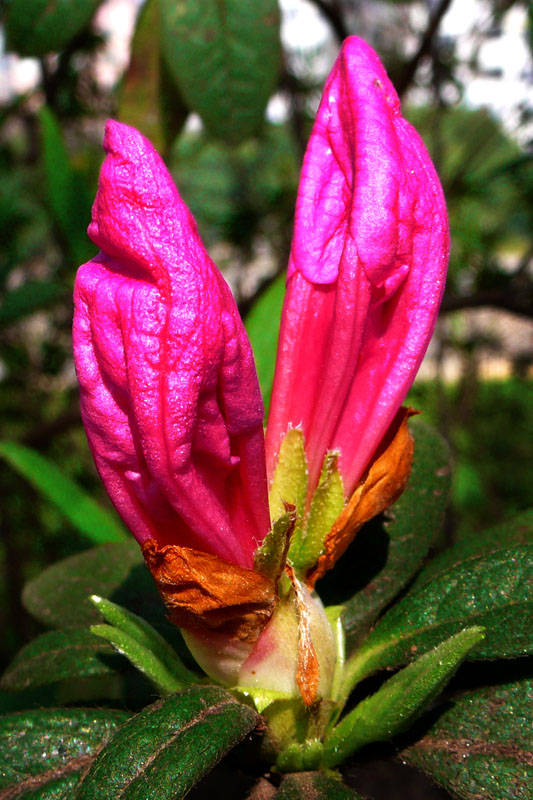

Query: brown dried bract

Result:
[306,407,417,588]
[286,564,320,707]
[142,540,277,644]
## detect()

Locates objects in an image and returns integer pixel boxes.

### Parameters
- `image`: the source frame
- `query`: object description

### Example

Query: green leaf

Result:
[39,107,94,265]
[323,627,485,767]
[245,273,285,407]
[341,419,452,648]
[1,630,118,692]
[275,772,364,799]
[0,441,127,544]
[0,281,63,326]
[341,544,533,697]
[22,542,186,656]
[75,686,258,799]
[402,678,533,800]
[160,0,281,145]
[89,595,198,691]
[5,0,101,57]
[411,507,533,592]
[0,707,129,796]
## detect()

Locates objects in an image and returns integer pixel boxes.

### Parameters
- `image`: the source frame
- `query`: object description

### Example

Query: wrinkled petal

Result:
[74,121,270,568]
[266,37,449,494]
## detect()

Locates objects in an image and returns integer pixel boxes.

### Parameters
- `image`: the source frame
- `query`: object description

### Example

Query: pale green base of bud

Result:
[183,583,336,700]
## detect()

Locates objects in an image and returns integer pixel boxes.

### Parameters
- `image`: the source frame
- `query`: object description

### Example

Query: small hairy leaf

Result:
[342,544,533,694]
[160,0,281,144]
[0,707,129,795]
[75,686,258,799]
[90,596,197,686]
[324,627,485,766]
[0,442,127,544]
[402,678,533,800]
[1,630,118,692]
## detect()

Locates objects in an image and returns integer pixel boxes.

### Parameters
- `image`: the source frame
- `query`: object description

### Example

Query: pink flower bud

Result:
[265,37,449,497]
[73,121,270,570]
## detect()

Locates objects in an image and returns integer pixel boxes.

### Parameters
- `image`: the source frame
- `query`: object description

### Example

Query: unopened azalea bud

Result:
[266,36,449,500]
[265,38,449,582]
[74,121,270,569]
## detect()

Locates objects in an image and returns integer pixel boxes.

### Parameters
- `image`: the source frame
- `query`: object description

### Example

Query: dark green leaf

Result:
[160,0,281,144]
[341,545,533,694]
[245,273,285,408]
[324,627,485,767]
[341,419,452,649]
[411,507,533,591]
[0,281,63,326]
[22,542,186,656]
[402,678,533,800]
[75,686,258,799]
[0,441,127,544]
[5,0,101,57]
[15,772,79,799]
[0,707,129,796]
[275,772,364,799]
[1,630,118,691]
[23,543,142,629]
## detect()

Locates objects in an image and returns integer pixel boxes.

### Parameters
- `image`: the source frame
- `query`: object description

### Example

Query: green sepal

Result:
[254,511,295,584]
[291,452,345,573]
[323,626,485,768]
[90,595,198,685]
[269,428,308,525]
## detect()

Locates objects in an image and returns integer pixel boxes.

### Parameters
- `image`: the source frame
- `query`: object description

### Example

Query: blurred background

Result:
[0,0,531,687]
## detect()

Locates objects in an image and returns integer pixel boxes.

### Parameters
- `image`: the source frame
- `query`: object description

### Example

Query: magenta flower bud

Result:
[73,120,270,570]
[265,37,449,497]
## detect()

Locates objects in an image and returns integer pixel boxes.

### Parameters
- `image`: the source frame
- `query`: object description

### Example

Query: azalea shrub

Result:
[0,23,531,800]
